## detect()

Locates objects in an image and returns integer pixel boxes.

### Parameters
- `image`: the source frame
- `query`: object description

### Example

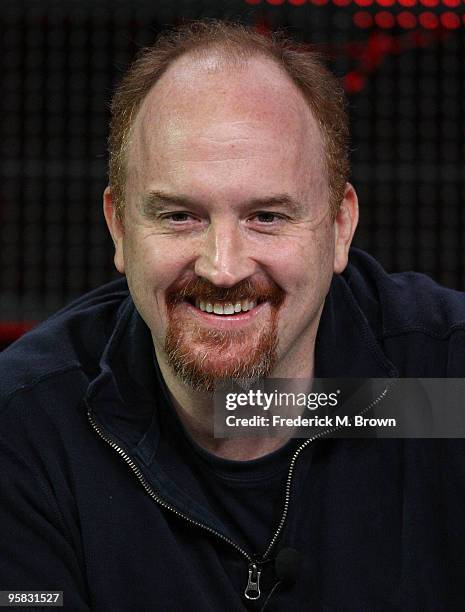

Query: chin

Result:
[164,328,278,393]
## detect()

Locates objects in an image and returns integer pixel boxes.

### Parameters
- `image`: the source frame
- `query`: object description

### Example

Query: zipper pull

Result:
[244,562,262,600]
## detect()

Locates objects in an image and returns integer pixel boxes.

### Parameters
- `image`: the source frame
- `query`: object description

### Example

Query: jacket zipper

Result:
[87,382,389,602]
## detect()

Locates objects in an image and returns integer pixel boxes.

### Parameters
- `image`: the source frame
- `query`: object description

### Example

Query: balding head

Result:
[108,21,349,221]
[125,54,328,219]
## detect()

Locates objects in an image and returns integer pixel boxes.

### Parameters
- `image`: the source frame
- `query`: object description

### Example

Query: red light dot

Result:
[289,0,306,4]
[441,11,461,27]
[355,0,374,5]
[420,0,439,6]
[397,11,417,28]
[399,0,417,6]
[442,0,460,5]
[419,11,439,27]
[353,10,374,27]
[376,0,396,5]
[375,11,396,27]
[345,72,366,93]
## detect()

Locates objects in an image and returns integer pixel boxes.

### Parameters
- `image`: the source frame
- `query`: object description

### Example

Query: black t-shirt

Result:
[153,357,298,557]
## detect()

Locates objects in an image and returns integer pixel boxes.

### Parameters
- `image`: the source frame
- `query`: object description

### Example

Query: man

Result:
[1,21,465,611]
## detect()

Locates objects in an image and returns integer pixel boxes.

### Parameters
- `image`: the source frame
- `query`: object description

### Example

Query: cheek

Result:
[265,230,334,294]
[124,233,195,299]
[271,234,334,343]
[123,240,180,338]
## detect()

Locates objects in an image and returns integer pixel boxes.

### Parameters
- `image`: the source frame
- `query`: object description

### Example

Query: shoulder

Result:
[345,248,465,339]
[343,249,465,376]
[0,278,130,409]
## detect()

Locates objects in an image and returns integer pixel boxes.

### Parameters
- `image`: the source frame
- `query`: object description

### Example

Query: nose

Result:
[194,219,256,287]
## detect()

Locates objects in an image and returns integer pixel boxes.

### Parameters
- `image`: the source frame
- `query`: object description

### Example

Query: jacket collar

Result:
[315,274,398,378]
[85,299,160,453]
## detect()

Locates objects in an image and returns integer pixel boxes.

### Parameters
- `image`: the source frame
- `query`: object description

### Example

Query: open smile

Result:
[179,298,269,328]
[194,298,257,315]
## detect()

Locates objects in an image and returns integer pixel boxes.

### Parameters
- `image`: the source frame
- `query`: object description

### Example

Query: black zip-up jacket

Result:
[1,248,465,611]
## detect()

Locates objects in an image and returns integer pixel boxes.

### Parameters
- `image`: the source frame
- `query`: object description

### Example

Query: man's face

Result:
[105,55,357,390]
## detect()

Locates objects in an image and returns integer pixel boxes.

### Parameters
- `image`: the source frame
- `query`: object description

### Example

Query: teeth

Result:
[213,303,224,315]
[194,298,259,315]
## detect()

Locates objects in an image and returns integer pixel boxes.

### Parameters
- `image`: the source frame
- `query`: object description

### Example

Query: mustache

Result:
[166,277,285,307]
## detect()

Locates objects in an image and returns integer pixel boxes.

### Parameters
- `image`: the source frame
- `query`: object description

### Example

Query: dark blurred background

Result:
[1,0,464,344]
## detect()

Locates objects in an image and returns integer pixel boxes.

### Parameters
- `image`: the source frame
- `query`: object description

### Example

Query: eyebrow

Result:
[140,190,306,218]
[140,191,199,215]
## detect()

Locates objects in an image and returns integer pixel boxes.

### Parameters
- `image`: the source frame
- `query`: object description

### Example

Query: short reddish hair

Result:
[108,20,349,220]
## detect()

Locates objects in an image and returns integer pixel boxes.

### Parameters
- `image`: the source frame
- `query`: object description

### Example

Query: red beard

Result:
[164,277,285,392]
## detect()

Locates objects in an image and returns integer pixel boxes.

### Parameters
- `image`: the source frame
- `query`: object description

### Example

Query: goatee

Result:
[164,277,285,393]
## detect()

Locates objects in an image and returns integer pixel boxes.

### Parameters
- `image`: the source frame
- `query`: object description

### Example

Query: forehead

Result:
[127,53,326,198]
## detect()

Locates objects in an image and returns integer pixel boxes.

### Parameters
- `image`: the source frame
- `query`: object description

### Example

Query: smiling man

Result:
[103,39,357,456]
[1,21,465,612]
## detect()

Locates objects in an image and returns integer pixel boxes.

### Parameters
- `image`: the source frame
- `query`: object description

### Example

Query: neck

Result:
[155,341,316,461]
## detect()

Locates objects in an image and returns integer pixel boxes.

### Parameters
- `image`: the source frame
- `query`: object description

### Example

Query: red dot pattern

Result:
[254,0,465,11]
[252,0,465,30]
[351,7,463,28]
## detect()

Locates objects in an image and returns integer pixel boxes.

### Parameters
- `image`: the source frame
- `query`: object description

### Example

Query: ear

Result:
[333,182,359,274]
[103,186,125,274]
